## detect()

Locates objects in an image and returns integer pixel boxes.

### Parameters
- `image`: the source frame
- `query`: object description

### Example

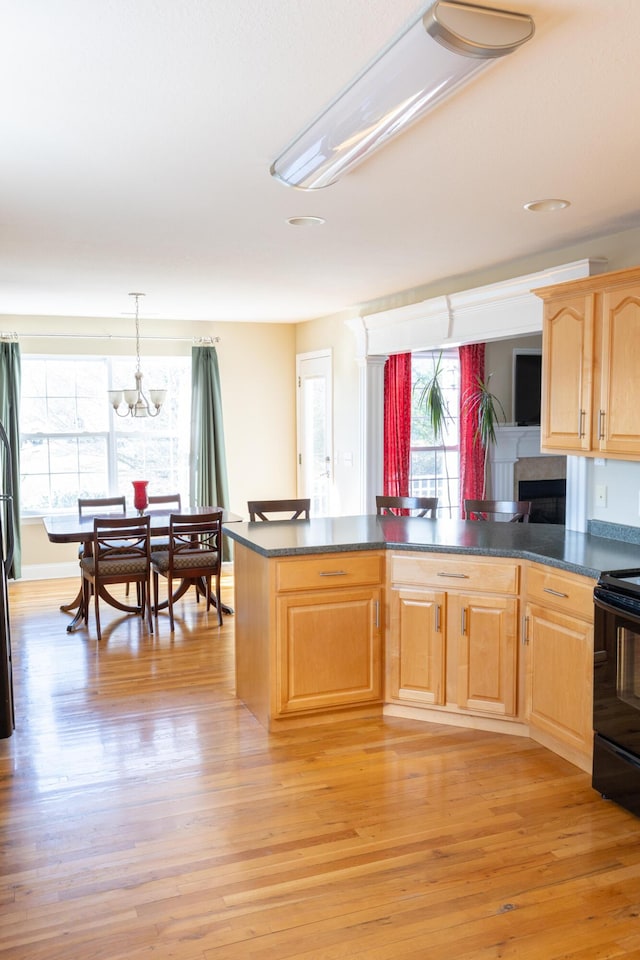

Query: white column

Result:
[565,455,588,532]
[356,356,387,514]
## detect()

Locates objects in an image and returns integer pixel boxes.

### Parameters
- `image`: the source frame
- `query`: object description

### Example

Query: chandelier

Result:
[107,293,167,418]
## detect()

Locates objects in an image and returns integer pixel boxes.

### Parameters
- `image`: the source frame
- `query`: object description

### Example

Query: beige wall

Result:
[10,313,296,570]
[296,309,363,516]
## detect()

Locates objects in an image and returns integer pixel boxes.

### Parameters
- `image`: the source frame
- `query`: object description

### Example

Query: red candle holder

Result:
[132,480,149,514]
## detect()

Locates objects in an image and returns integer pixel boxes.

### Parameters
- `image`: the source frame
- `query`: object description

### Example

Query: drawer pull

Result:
[319,570,348,577]
[543,587,569,599]
[438,572,469,579]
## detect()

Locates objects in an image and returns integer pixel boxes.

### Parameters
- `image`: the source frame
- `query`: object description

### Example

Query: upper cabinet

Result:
[534,265,640,459]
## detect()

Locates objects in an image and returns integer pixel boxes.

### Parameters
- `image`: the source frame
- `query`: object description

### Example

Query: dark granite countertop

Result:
[223,516,640,579]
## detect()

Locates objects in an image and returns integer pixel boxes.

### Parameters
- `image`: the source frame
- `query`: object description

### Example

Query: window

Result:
[410,350,460,517]
[20,355,191,515]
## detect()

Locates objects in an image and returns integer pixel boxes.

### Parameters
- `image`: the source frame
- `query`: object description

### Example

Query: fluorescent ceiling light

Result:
[270,1,534,190]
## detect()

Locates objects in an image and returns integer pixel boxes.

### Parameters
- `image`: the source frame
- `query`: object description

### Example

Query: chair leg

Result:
[143,581,153,635]
[167,576,175,633]
[214,571,222,627]
[93,586,102,641]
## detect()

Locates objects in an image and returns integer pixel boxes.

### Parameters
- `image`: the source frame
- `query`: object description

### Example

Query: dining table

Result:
[42,506,242,632]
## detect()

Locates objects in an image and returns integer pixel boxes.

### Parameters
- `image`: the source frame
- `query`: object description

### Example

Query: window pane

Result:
[20,355,191,515]
[410,350,460,517]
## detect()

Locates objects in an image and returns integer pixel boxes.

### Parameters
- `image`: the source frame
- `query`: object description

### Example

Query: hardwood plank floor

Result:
[1,575,639,959]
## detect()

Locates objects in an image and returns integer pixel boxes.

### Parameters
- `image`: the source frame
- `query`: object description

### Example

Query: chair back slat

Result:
[376,496,438,518]
[247,498,310,521]
[78,496,126,517]
[464,499,532,523]
[148,493,182,510]
[93,516,151,567]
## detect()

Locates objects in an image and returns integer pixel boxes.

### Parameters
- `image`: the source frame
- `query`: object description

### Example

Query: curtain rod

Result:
[0,331,220,344]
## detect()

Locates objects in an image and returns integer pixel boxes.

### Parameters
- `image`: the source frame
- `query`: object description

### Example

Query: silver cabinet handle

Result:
[461,607,467,635]
[438,572,469,579]
[578,408,585,438]
[374,600,379,629]
[435,604,441,633]
[543,587,568,599]
[319,570,347,577]
[599,409,605,441]
[521,615,529,644]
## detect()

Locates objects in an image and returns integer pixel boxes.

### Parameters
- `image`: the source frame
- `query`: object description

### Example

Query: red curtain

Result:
[459,343,485,517]
[383,353,412,497]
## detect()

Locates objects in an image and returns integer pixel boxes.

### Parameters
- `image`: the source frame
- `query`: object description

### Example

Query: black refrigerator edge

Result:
[0,418,15,738]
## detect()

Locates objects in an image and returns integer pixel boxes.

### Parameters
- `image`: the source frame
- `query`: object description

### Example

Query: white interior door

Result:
[297,351,332,517]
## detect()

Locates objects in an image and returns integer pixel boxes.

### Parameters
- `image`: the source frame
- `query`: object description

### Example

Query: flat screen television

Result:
[513,352,541,426]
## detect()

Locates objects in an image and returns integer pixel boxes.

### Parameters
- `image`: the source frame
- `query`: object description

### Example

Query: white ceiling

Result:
[2,0,640,324]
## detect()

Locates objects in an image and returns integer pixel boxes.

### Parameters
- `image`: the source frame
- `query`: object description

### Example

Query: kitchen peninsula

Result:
[224,516,640,771]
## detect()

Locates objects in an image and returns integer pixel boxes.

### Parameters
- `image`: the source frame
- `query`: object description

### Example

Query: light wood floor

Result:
[2,576,640,960]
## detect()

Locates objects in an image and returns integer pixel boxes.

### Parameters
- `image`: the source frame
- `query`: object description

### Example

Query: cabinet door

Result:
[453,593,518,717]
[541,294,594,452]
[526,603,593,760]
[599,283,640,455]
[276,587,382,715]
[388,587,445,705]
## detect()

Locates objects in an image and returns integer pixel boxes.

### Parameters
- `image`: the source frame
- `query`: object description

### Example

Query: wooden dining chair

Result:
[247,498,310,521]
[376,495,439,518]
[464,499,532,522]
[75,495,130,592]
[79,515,153,641]
[151,511,223,631]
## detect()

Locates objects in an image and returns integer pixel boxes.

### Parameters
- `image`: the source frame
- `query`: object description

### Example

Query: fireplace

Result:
[518,477,566,524]
[488,426,567,525]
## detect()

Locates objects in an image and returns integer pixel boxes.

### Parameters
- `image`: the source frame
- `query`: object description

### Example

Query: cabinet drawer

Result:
[390,553,519,595]
[526,563,595,620]
[276,551,383,593]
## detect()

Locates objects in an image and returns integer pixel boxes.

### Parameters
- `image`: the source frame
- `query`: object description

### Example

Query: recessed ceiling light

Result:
[524,198,571,212]
[286,216,326,227]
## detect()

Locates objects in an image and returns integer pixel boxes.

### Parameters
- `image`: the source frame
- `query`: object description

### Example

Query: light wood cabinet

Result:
[234,544,384,730]
[535,265,640,458]
[388,553,520,721]
[524,563,595,772]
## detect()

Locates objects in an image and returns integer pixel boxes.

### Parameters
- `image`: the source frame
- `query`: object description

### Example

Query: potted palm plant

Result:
[463,372,506,499]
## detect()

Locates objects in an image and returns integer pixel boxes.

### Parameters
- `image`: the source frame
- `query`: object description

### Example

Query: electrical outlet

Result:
[596,484,607,506]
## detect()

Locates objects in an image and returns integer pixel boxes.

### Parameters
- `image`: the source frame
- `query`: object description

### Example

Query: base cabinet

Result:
[234,544,384,730]
[277,585,382,715]
[524,563,595,771]
[388,554,520,722]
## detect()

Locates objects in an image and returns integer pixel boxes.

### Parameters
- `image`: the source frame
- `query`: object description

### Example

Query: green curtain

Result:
[190,345,231,560]
[0,341,21,579]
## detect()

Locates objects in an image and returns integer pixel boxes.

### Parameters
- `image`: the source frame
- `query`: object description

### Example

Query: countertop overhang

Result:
[223,516,640,579]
